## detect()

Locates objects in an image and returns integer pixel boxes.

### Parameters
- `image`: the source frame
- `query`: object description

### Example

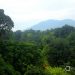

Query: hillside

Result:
[31,19,75,30]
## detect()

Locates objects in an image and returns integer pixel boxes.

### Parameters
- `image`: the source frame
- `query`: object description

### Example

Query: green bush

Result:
[45,66,70,75]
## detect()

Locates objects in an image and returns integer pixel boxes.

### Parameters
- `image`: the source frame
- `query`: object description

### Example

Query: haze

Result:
[0,0,75,31]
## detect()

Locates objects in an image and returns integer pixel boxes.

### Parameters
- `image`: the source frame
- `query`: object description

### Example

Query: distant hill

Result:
[30,19,75,30]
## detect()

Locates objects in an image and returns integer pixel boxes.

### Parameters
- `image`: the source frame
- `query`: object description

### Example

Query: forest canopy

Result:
[0,9,75,75]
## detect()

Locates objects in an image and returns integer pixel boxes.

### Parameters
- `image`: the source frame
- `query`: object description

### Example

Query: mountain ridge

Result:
[30,19,75,30]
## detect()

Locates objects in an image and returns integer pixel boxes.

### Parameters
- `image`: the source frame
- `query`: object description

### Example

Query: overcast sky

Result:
[0,0,75,31]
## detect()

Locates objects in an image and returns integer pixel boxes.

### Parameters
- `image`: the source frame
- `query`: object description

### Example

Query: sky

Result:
[0,0,75,31]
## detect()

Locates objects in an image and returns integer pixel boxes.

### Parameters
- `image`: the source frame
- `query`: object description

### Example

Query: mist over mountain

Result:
[30,19,75,30]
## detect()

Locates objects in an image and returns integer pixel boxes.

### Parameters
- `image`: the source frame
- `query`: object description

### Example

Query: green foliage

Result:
[53,25,75,38]
[24,65,45,75]
[45,67,70,75]
[47,38,71,66]
[0,54,19,75]
[0,9,14,40]
[0,41,42,75]
[0,10,75,75]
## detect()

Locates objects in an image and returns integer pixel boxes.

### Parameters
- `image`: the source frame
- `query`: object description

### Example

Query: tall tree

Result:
[0,9,14,40]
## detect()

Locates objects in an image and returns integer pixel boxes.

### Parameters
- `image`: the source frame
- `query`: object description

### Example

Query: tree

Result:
[14,30,22,41]
[53,25,75,38]
[0,9,14,40]
[47,38,70,66]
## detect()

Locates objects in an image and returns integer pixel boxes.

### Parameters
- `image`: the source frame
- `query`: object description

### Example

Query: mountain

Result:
[30,19,75,30]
